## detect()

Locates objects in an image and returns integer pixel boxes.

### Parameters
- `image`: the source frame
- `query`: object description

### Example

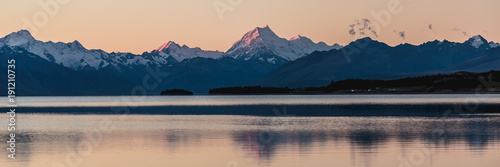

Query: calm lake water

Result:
[1,95,500,167]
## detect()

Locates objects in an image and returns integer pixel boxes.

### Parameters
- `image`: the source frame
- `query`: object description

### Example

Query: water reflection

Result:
[227,116,500,167]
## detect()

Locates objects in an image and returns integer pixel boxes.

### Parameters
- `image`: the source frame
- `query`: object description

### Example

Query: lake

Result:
[1,95,500,167]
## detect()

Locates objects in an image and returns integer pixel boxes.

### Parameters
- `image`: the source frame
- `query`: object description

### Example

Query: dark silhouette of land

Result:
[209,71,500,95]
[209,86,291,95]
[160,89,194,95]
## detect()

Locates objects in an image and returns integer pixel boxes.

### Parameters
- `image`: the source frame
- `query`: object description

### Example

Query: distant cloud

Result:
[348,19,378,38]
[348,24,356,35]
[393,30,406,40]
[398,31,406,40]
[452,27,470,37]
[419,23,435,34]
[349,29,356,35]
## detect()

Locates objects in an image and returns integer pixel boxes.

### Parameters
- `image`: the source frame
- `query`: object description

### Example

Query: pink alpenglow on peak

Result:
[236,25,280,45]
[154,41,181,52]
[289,35,304,41]
[225,25,343,63]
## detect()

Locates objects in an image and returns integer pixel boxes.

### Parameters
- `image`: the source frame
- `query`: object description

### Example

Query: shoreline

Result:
[5,92,500,97]
[7,103,500,116]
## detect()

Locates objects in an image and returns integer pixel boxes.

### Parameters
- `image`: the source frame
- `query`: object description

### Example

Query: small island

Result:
[160,89,194,95]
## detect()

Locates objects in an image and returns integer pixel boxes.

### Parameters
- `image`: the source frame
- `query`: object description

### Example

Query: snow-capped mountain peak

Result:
[1,29,36,46]
[151,41,223,61]
[289,34,305,41]
[69,40,86,50]
[237,25,281,45]
[466,35,488,49]
[224,26,342,63]
[289,35,316,44]
[489,42,500,48]
[463,35,499,49]
[154,41,180,52]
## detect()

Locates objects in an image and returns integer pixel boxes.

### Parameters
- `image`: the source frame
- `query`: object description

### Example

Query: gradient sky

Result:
[1,0,499,54]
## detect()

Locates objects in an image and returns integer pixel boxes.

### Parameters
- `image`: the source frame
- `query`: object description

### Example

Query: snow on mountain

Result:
[489,42,499,48]
[289,35,342,53]
[1,30,36,46]
[151,41,223,61]
[0,30,173,71]
[465,35,489,49]
[0,30,107,70]
[224,25,342,63]
[463,35,499,49]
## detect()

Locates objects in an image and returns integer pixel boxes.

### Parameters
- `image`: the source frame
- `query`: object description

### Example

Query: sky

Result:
[1,0,499,54]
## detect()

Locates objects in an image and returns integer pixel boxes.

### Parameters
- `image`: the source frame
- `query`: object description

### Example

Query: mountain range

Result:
[0,26,498,95]
[250,35,499,87]
[151,41,224,61]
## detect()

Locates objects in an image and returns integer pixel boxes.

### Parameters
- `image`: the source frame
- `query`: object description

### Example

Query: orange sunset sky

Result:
[1,0,499,54]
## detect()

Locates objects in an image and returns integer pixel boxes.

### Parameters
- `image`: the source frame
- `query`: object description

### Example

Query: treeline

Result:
[160,89,194,95]
[318,70,500,93]
[208,71,500,94]
[209,86,292,95]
